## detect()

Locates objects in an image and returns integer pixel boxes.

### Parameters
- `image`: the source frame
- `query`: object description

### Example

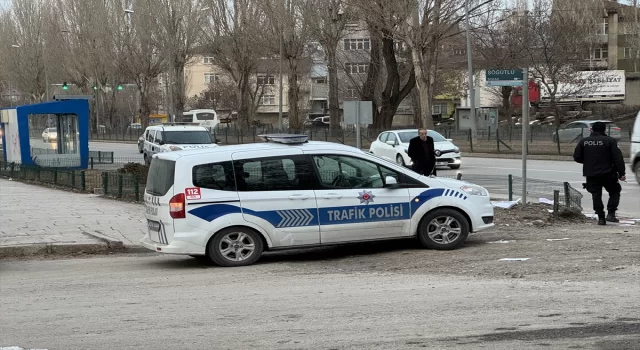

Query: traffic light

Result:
[117,84,123,91]
[62,82,68,90]
[93,85,98,91]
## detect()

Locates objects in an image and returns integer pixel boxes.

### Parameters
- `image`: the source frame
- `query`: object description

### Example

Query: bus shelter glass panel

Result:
[32,113,80,167]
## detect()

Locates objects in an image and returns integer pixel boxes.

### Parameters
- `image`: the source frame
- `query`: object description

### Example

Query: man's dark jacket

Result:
[573,132,626,177]
[407,136,437,175]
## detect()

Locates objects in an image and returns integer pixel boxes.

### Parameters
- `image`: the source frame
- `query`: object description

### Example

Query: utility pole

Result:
[521,68,529,205]
[278,25,284,132]
[465,0,478,141]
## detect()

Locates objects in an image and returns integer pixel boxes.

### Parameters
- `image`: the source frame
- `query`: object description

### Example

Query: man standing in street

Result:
[408,128,437,176]
[573,121,626,225]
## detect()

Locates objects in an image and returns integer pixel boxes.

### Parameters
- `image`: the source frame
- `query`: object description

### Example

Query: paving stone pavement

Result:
[0,179,146,250]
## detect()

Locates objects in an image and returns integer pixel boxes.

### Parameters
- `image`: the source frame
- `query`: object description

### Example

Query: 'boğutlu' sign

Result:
[485,69,524,87]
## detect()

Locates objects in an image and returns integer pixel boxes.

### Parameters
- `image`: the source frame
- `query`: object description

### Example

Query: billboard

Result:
[540,70,625,101]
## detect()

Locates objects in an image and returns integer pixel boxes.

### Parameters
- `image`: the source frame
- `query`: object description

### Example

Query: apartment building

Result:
[184,51,323,125]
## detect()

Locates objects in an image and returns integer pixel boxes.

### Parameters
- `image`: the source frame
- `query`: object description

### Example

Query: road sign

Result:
[485,69,524,87]
[343,101,373,125]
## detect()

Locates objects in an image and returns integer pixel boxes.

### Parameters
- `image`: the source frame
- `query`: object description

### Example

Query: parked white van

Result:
[631,113,640,184]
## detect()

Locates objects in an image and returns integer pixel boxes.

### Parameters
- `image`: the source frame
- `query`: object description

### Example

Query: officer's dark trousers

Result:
[585,174,621,214]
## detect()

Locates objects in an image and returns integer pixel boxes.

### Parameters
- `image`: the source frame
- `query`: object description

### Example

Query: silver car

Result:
[41,127,58,143]
[552,120,622,143]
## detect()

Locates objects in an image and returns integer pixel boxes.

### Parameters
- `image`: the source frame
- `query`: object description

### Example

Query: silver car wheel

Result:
[218,231,256,262]
[426,216,462,244]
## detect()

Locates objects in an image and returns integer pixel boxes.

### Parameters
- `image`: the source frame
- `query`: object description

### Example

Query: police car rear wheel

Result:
[396,154,405,166]
[207,227,264,267]
[418,209,469,250]
[634,161,640,185]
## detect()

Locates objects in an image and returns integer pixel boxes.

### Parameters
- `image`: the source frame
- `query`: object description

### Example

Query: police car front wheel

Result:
[207,227,264,267]
[418,209,469,250]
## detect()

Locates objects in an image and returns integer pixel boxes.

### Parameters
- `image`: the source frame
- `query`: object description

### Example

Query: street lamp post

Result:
[465,0,478,141]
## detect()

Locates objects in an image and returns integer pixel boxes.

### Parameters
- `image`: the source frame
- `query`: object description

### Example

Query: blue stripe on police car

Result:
[187,188,467,228]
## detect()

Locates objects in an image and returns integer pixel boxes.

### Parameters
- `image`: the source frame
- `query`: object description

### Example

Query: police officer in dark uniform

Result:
[573,121,626,225]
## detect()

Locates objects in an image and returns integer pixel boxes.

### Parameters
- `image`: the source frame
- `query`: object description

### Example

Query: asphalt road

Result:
[1,252,639,350]
[27,139,640,218]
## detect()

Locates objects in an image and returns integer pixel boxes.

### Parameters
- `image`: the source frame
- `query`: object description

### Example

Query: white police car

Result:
[141,134,495,267]
[142,123,218,166]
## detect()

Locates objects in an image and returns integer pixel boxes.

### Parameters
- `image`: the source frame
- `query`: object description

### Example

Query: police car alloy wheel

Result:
[207,227,264,267]
[418,208,469,250]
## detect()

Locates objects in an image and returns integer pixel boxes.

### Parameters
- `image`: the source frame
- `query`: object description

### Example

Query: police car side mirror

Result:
[384,176,399,188]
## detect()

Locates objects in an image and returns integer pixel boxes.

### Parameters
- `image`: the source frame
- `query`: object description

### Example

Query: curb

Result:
[0,242,114,259]
[81,230,125,249]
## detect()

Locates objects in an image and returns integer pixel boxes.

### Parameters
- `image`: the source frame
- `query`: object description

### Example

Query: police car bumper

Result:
[139,235,206,255]
[469,201,495,232]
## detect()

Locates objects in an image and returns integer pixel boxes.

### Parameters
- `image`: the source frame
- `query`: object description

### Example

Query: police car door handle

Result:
[288,194,310,200]
[322,193,343,199]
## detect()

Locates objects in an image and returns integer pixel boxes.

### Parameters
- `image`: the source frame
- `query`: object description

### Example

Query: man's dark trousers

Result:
[585,173,621,215]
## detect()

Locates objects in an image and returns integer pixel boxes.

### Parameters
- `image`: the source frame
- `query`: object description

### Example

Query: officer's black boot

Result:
[597,213,606,225]
[606,211,619,223]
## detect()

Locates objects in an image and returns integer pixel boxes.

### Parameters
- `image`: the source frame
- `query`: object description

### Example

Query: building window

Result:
[432,105,448,115]
[343,38,370,51]
[314,78,327,84]
[344,63,368,74]
[346,88,357,98]
[260,94,276,105]
[394,41,406,52]
[204,56,215,64]
[593,48,608,60]
[597,19,608,35]
[204,73,219,84]
[257,75,275,85]
[624,47,633,59]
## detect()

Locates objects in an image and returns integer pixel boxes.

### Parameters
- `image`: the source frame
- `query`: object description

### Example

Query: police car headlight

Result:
[453,147,460,153]
[169,146,183,151]
[460,185,488,196]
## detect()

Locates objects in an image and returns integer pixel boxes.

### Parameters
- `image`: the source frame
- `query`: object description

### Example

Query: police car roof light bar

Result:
[258,134,309,144]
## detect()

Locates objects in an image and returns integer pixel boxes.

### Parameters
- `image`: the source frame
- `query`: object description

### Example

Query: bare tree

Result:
[261,0,313,129]
[51,0,124,129]
[344,1,417,129]
[153,0,206,121]
[1,0,50,103]
[516,0,604,125]
[201,0,267,128]
[302,0,352,130]
[112,0,165,128]
[472,1,526,126]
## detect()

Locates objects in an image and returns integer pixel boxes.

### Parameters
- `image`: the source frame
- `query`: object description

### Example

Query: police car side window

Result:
[313,155,388,189]
[155,131,164,144]
[234,155,312,192]
[146,130,155,142]
[378,133,388,142]
[192,161,236,191]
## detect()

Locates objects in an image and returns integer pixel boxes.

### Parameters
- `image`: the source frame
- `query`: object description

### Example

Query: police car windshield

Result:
[398,131,446,143]
[163,131,213,144]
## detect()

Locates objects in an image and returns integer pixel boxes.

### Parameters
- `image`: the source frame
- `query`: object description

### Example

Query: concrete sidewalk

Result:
[0,179,146,258]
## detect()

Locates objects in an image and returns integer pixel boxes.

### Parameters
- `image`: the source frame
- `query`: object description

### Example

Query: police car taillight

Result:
[169,193,186,219]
